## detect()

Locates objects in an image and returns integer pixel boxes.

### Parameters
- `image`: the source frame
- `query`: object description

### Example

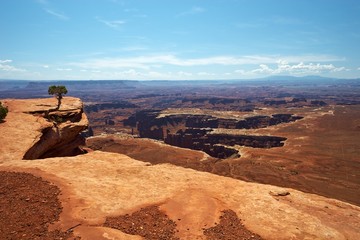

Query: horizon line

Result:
[1,75,360,82]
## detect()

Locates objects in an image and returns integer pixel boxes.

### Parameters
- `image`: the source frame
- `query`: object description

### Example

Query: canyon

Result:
[1,97,360,239]
[124,110,302,158]
[1,78,360,239]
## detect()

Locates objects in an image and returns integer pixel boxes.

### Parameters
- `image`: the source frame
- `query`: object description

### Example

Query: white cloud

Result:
[96,17,125,29]
[56,68,72,71]
[357,67,360,70]
[0,60,12,64]
[280,55,344,63]
[250,61,347,75]
[70,54,343,70]
[177,71,193,77]
[234,69,246,74]
[331,67,347,72]
[81,69,206,80]
[251,64,273,73]
[0,59,25,72]
[63,54,352,80]
[44,9,69,20]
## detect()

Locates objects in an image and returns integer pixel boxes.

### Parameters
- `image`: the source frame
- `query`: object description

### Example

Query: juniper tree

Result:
[48,85,68,110]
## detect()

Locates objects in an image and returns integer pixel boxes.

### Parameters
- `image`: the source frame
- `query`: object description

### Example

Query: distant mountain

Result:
[0,76,359,89]
[255,75,348,81]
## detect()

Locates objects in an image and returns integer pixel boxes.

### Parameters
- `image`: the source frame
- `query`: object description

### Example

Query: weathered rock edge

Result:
[23,103,88,160]
[9,98,89,160]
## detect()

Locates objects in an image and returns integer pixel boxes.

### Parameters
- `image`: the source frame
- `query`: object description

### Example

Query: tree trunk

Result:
[56,95,62,110]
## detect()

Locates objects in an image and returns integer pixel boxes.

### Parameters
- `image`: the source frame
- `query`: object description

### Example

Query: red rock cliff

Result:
[0,97,88,160]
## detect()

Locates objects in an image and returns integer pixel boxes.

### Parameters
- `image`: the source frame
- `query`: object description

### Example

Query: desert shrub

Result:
[48,85,68,110]
[0,102,8,121]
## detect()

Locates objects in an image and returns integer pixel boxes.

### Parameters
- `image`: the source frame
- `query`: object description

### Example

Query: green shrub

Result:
[48,85,68,110]
[0,102,8,121]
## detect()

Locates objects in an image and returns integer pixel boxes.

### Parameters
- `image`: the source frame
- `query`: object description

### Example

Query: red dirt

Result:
[0,171,77,240]
[103,205,179,240]
[203,210,263,240]
[103,205,264,240]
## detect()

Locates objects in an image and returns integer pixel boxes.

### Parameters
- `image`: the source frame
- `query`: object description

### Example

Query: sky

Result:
[1,0,360,81]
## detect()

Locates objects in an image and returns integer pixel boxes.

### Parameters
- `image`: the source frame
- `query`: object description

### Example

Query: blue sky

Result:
[1,0,360,80]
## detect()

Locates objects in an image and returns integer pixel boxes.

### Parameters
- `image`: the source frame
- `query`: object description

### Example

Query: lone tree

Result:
[0,101,8,121]
[48,85,68,110]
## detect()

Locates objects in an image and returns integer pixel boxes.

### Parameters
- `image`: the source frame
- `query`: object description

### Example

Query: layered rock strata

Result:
[125,110,300,158]
[0,97,88,160]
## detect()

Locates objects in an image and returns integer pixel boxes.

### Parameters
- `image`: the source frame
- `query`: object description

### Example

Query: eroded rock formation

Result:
[23,100,88,159]
[125,110,299,158]
[0,97,88,160]
[164,129,287,158]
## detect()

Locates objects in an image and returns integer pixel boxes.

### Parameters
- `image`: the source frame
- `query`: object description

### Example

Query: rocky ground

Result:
[104,205,179,240]
[203,210,262,240]
[0,170,264,240]
[103,206,263,240]
[0,171,77,240]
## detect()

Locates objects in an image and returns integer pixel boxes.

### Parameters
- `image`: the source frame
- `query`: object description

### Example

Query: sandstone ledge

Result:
[0,97,88,161]
[1,151,360,239]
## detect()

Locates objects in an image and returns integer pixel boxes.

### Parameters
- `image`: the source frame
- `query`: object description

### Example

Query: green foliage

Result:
[48,85,68,97]
[48,85,68,109]
[0,101,8,121]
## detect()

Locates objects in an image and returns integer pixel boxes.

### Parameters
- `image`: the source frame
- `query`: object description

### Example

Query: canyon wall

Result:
[23,107,88,159]
[125,111,300,158]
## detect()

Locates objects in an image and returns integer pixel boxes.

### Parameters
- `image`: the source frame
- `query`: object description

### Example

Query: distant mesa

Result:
[84,101,139,113]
